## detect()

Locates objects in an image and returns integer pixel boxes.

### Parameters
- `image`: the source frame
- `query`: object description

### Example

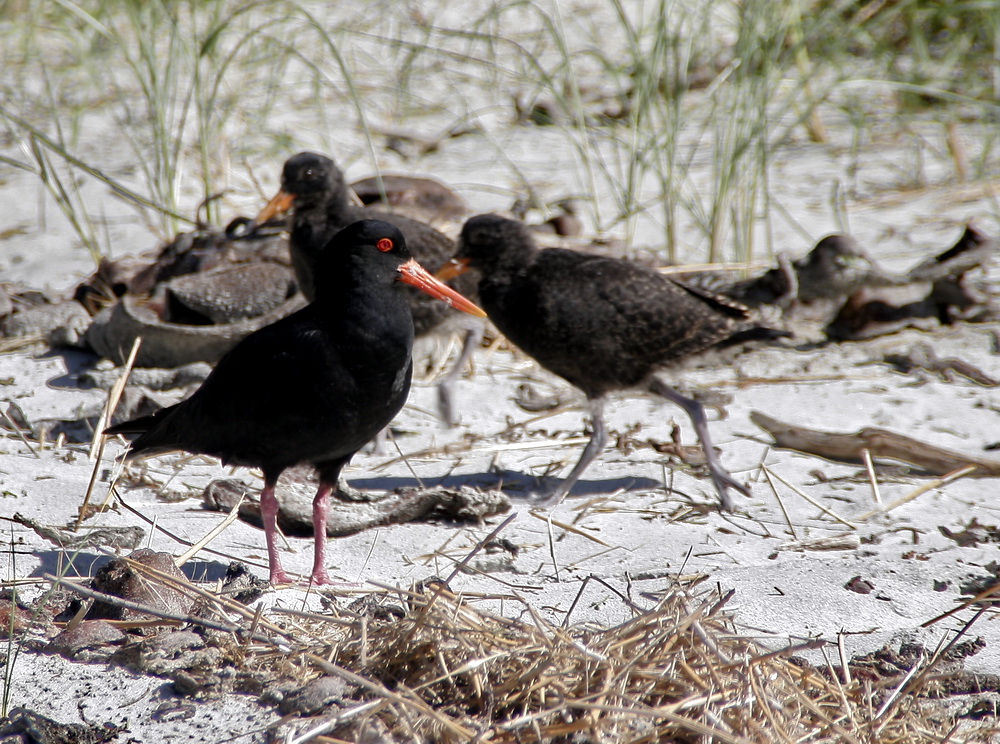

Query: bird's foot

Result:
[531,481,571,508]
[269,570,352,588]
[269,569,296,586]
[709,467,749,512]
[306,571,340,587]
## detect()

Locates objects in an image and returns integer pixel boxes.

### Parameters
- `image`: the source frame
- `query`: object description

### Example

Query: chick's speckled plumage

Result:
[452,213,762,509]
[458,214,748,396]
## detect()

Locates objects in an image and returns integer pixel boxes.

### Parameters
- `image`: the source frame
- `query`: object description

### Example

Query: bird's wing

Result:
[528,251,739,362]
[124,309,351,460]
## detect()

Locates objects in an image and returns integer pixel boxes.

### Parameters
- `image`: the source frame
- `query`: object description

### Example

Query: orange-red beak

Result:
[434,257,472,281]
[399,259,485,317]
[251,189,296,227]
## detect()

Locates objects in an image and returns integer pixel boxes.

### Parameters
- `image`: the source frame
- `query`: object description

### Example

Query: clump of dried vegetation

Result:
[46,549,995,743]
[264,582,996,742]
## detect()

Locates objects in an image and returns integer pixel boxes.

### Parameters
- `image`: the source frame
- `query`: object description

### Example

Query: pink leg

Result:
[260,478,295,585]
[309,481,335,585]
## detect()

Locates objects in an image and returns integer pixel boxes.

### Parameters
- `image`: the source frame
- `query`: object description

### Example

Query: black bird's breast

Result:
[130,299,415,474]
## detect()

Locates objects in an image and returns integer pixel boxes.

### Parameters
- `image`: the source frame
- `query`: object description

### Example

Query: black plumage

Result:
[253,151,482,424]
[253,152,474,329]
[441,214,763,510]
[107,220,484,585]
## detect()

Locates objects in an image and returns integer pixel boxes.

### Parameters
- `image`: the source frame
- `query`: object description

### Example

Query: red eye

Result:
[376,238,394,252]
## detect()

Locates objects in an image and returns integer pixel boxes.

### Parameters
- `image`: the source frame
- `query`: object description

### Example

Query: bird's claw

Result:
[709,468,749,511]
[269,570,296,586]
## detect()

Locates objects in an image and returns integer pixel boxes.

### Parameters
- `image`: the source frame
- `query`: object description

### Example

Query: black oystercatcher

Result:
[251,151,482,424]
[438,214,762,510]
[106,220,485,586]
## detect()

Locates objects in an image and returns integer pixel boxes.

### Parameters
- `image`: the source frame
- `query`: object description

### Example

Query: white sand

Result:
[2,2,1000,738]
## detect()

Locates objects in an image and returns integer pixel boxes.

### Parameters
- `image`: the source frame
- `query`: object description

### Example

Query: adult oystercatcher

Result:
[251,151,481,424]
[438,214,761,510]
[106,220,485,585]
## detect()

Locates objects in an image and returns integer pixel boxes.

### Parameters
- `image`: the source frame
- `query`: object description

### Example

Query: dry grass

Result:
[289,583,994,743]
[49,555,999,743]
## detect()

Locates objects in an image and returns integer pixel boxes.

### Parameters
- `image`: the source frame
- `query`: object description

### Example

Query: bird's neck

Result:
[315,285,415,378]
[315,268,413,330]
[291,188,352,239]
[482,251,535,288]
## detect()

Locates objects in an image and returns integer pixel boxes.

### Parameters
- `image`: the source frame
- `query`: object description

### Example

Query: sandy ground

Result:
[3,4,1000,740]
[4,258,1000,739]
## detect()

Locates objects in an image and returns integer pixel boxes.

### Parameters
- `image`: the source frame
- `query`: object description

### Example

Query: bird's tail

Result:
[717,326,792,348]
[105,414,185,460]
[104,415,157,437]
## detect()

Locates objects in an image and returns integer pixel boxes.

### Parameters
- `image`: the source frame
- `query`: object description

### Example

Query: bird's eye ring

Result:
[377,238,394,252]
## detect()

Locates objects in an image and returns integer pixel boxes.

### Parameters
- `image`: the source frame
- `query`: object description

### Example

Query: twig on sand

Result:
[77,336,141,529]
[862,448,882,504]
[0,406,39,458]
[752,411,1000,476]
[526,509,610,546]
[923,582,1000,628]
[762,465,855,529]
[761,465,797,539]
[777,534,861,552]
[854,465,976,521]
[174,490,245,568]
[443,512,517,584]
